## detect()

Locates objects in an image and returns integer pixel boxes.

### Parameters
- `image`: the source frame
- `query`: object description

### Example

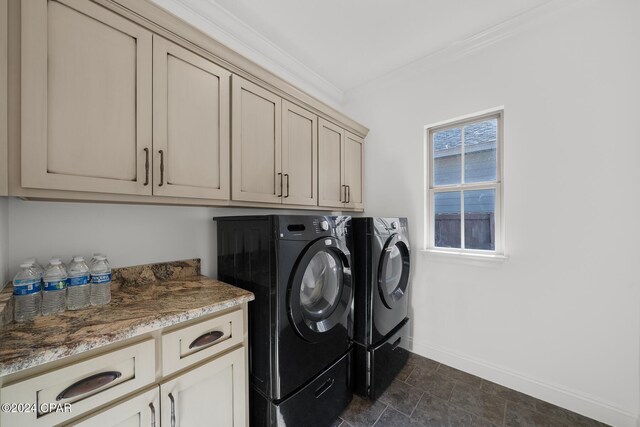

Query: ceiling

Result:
[199,0,552,92]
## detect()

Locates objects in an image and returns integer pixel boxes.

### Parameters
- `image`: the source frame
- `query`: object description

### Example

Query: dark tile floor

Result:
[335,352,609,427]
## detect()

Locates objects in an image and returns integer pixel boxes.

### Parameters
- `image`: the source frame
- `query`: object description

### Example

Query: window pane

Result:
[464,189,496,250]
[464,119,497,183]
[434,191,461,248]
[433,128,462,185]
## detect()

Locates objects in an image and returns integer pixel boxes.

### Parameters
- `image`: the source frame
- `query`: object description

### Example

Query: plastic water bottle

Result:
[13,263,41,322]
[26,258,44,279]
[42,258,67,315]
[67,256,91,310]
[90,255,112,306]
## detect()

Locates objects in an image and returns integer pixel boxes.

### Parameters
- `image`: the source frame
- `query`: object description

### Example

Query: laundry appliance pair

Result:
[215,215,410,427]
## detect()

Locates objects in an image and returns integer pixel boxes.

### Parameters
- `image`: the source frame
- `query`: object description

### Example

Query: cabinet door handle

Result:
[159,150,165,187]
[277,172,283,197]
[168,392,176,427]
[340,185,345,202]
[56,371,122,401]
[346,185,351,204]
[143,148,150,186]
[149,402,156,427]
[284,174,290,198]
[189,330,224,349]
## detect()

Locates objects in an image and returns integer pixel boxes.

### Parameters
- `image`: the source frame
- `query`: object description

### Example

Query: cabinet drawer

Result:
[0,339,155,427]
[162,309,243,376]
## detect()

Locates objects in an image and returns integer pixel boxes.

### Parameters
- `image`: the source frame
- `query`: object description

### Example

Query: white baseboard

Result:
[407,338,637,427]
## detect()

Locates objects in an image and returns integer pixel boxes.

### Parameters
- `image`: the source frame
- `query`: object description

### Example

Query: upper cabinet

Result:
[231,75,282,204]
[153,36,230,200]
[318,120,364,210]
[344,131,364,210]
[318,119,345,209]
[21,0,153,195]
[15,0,366,210]
[232,77,318,207]
[21,0,231,201]
[281,100,317,206]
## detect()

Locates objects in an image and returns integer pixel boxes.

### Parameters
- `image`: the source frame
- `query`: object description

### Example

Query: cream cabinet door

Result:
[71,388,160,427]
[153,36,230,200]
[231,75,282,203]
[160,347,246,427]
[318,118,345,209]
[21,0,152,195]
[282,101,317,206]
[344,131,364,210]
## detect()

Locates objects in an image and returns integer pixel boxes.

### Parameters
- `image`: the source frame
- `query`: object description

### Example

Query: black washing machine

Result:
[216,215,354,427]
[351,217,411,400]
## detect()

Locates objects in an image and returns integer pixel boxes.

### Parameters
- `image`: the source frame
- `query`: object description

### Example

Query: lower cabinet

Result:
[0,308,248,427]
[74,347,246,427]
[160,347,246,427]
[72,388,159,427]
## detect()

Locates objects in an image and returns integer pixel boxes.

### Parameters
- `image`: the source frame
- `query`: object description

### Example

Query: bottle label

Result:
[13,278,41,295]
[68,275,90,286]
[91,273,112,284]
[43,280,67,291]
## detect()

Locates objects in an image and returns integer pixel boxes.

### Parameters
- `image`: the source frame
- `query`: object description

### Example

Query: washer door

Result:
[377,234,410,309]
[289,237,352,343]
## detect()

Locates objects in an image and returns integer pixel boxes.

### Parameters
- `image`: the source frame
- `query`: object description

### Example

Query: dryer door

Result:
[289,237,353,343]
[377,234,410,309]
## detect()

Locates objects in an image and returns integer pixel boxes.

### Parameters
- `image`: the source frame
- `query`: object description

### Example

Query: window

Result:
[426,110,503,255]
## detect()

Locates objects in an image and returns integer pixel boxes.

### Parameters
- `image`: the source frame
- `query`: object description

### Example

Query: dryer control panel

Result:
[277,216,351,240]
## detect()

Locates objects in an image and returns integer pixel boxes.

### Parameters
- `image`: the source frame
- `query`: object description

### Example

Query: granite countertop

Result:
[0,259,254,377]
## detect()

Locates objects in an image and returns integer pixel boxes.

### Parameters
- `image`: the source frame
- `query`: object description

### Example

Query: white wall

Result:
[0,197,8,286]
[344,0,640,425]
[5,198,326,281]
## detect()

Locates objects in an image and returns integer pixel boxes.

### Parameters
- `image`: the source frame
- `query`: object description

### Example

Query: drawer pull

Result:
[189,330,225,349]
[56,371,122,401]
[391,336,402,351]
[315,378,334,398]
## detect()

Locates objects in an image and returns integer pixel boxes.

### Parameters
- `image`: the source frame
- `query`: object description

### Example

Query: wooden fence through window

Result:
[434,213,495,250]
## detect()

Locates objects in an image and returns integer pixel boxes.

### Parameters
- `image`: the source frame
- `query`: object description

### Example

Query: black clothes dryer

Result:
[351,217,411,400]
[216,215,354,427]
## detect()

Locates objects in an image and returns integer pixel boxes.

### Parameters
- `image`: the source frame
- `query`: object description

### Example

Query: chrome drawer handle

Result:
[189,330,225,349]
[56,371,122,401]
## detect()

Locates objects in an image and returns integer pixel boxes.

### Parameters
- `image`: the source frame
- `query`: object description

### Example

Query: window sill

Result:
[420,249,509,265]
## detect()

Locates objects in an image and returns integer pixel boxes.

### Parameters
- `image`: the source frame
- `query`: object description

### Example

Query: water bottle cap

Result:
[73,256,85,262]
[19,262,32,268]
[49,258,62,265]
[95,255,106,261]
[93,253,105,257]
[21,259,34,266]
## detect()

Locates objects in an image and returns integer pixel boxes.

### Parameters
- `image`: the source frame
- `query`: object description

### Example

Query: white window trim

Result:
[423,107,506,259]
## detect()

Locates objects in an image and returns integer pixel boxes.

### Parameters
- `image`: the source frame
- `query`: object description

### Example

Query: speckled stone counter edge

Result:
[1,292,254,377]
[0,259,201,326]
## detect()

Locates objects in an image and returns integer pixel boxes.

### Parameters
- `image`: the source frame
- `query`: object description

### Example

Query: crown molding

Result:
[151,0,344,108]
[152,0,594,107]
[344,0,591,102]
